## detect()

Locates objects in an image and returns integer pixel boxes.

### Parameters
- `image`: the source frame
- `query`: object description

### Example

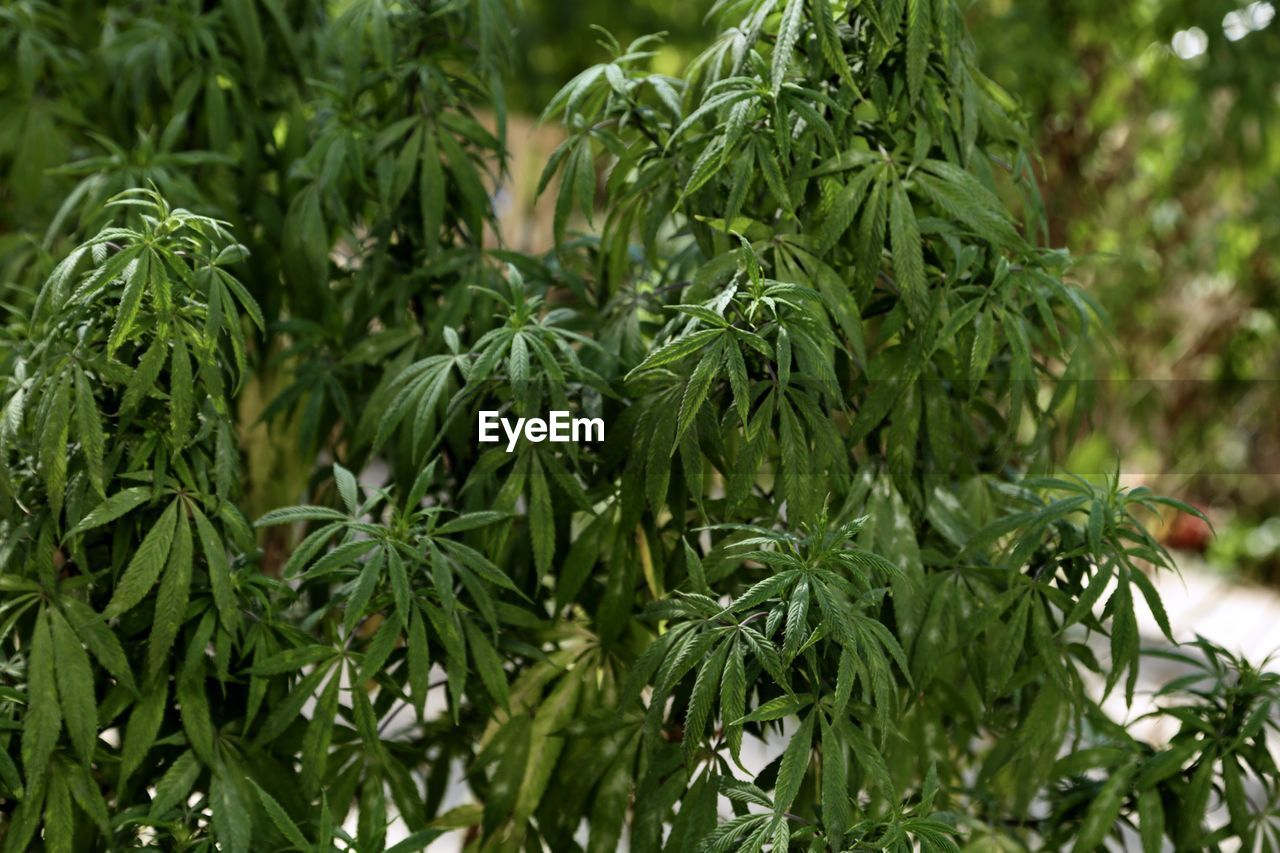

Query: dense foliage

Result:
[515,0,1280,576]
[968,0,1280,575]
[0,1,1276,851]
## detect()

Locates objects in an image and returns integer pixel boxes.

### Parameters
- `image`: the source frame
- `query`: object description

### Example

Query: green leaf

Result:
[62,598,134,695]
[149,750,201,818]
[192,505,240,632]
[738,693,810,725]
[44,768,73,853]
[345,550,384,636]
[684,641,731,765]
[120,336,167,416]
[435,511,508,535]
[771,0,805,92]
[627,328,726,377]
[105,500,179,618]
[67,487,151,536]
[773,710,814,814]
[251,779,311,850]
[39,372,70,518]
[255,505,350,526]
[22,608,61,782]
[987,594,1029,701]
[108,251,150,355]
[528,460,555,575]
[388,547,411,618]
[890,181,928,323]
[1071,762,1135,853]
[1065,560,1114,628]
[820,715,849,842]
[1129,566,1174,643]
[675,338,722,448]
[170,336,192,447]
[334,462,359,514]
[50,609,97,765]
[120,681,167,787]
[721,638,747,764]
[811,0,855,88]
[147,509,193,680]
[301,668,340,796]
[73,369,105,496]
[463,620,509,709]
[1137,786,1164,853]
[905,0,930,102]
[970,309,995,381]
[177,666,214,764]
[248,645,336,676]
[407,608,431,719]
[210,765,252,853]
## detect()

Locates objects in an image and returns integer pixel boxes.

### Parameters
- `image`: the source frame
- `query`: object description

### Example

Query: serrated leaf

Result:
[119,681,167,787]
[108,252,149,354]
[633,328,727,378]
[147,510,193,680]
[675,338,722,448]
[905,0,930,102]
[73,370,105,496]
[39,372,70,518]
[721,637,747,763]
[684,641,730,765]
[820,715,849,841]
[771,0,805,92]
[251,779,311,850]
[192,505,240,632]
[1071,762,1135,853]
[68,487,151,536]
[528,460,555,575]
[334,463,359,514]
[169,336,192,447]
[149,750,201,817]
[890,181,928,323]
[255,505,350,526]
[22,608,61,781]
[50,609,97,765]
[773,711,814,814]
[105,500,178,618]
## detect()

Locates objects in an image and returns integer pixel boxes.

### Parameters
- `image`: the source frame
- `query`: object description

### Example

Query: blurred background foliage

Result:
[1,0,1277,576]
[507,0,1280,579]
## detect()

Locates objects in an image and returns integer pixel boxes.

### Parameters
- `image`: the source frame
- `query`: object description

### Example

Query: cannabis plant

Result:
[1,0,1276,851]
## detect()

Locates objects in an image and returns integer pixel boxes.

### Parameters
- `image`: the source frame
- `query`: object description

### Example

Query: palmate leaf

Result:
[0,0,1253,848]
